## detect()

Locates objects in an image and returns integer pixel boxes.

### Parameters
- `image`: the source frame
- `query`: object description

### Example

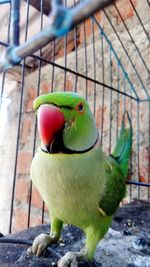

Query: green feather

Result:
[99,112,132,215]
[99,156,126,216]
[111,111,132,177]
[33,92,82,112]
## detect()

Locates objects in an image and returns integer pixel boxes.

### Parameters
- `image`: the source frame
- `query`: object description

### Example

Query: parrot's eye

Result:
[75,102,84,114]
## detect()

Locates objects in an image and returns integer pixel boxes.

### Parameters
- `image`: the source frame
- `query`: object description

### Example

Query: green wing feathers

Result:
[99,157,126,216]
[111,111,132,177]
[99,112,132,216]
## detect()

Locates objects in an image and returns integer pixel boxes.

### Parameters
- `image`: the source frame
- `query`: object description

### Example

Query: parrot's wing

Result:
[98,112,132,216]
[98,156,126,216]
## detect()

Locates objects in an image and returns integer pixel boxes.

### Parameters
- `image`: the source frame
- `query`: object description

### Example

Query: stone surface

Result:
[0,201,149,267]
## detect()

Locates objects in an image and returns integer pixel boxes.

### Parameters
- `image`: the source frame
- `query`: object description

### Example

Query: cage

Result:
[0,0,149,257]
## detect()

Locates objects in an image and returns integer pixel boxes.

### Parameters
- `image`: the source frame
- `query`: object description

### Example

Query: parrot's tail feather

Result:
[111,111,132,177]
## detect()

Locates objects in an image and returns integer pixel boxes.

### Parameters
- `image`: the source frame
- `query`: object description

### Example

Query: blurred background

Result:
[0,0,149,235]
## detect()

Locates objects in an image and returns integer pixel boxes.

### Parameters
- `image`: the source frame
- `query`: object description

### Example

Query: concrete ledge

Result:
[0,200,149,267]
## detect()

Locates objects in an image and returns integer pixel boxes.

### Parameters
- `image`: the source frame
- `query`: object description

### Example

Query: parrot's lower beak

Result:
[40,143,49,153]
[41,141,54,154]
[37,104,65,151]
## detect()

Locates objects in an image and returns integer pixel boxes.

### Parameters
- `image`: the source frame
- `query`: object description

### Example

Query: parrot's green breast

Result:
[31,147,107,229]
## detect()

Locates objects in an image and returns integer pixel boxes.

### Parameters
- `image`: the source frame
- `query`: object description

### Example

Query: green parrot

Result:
[28,91,132,267]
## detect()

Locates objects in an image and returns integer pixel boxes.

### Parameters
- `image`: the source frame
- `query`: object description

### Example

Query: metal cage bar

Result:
[0,0,115,72]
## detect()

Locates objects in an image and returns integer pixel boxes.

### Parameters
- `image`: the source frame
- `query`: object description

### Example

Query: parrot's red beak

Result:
[37,104,65,150]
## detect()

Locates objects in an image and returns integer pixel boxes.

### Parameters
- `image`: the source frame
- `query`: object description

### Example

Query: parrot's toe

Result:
[27,233,52,257]
[58,252,79,267]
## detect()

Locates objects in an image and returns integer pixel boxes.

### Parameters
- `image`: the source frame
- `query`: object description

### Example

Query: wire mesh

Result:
[0,0,149,235]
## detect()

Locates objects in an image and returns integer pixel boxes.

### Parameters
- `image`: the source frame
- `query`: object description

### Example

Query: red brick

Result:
[31,185,43,209]
[56,43,74,60]
[80,11,102,43]
[13,207,41,231]
[66,41,74,54]
[139,147,149,183]
[16,178,30,202]
[28,87,36,99]
[95,105,107,129]
[17,151,32,174]
[25,87,36,112]
[139,175,147,183]
[55,46,65,58]
[21,118,32,145]
[32,185,49,212]
[55,38,75,60]
[13,207,28,231]
[29,213,46,228]
[65,79,73,92]
[111,0,138,23]
[41,83,50,94]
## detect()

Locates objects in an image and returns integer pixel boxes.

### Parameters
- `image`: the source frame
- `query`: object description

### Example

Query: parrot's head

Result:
[33,92,98,153]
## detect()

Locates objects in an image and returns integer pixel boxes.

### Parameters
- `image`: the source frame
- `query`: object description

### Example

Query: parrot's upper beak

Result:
[37,104,65,152]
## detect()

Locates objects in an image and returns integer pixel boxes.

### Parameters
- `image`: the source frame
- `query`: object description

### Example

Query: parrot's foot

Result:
[58,250,85,267]
[27,233,57,257]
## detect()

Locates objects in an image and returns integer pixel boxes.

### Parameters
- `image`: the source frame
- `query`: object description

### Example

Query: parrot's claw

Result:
[27,233,53,257]
[58,251,84,267]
